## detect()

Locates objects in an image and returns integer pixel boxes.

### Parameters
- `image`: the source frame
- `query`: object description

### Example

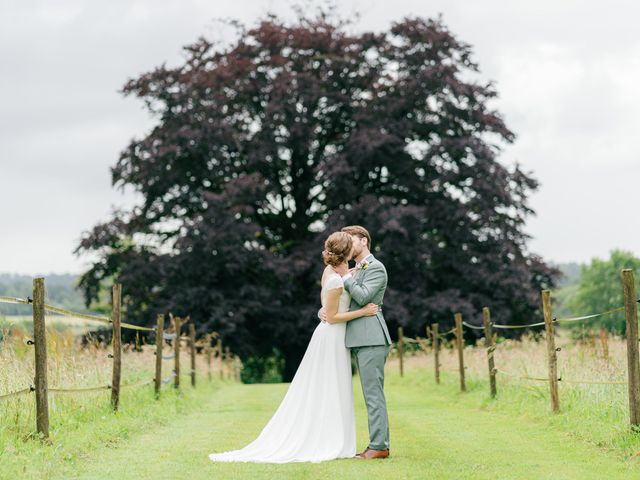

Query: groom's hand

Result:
[318,307,327,322]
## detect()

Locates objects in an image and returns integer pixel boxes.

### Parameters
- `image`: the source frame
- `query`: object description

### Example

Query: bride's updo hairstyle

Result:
[322,232,353,267]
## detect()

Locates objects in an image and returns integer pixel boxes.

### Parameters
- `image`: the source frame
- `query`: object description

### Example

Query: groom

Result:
[321,225,391,459]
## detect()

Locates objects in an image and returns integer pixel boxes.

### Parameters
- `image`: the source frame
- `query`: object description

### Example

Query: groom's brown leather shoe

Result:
[356,448,389,459]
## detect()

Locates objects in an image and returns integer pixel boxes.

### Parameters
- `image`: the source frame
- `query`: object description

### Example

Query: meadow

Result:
[0,317,226,479]
[2,317,640,479]
[390,329,640,456]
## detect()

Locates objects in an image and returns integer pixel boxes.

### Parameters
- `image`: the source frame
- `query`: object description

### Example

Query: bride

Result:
[208,231,379,463]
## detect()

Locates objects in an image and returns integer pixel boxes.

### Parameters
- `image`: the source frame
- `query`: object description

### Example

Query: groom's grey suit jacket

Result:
[344,254,391,348]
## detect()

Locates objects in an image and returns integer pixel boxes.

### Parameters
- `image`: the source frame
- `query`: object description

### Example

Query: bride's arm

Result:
[324,288,378,324]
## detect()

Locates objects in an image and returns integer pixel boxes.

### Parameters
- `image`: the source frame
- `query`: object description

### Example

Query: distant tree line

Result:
[0,273,88,316]
[563,250,640,336]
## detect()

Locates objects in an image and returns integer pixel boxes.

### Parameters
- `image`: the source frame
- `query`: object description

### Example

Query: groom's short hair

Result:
[341,225,371,249]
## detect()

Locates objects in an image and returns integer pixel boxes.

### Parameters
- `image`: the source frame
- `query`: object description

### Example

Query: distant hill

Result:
[0,273,88,316]
[552,262,582,287]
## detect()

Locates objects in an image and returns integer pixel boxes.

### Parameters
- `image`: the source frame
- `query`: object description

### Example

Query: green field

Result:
[5,367,638,480]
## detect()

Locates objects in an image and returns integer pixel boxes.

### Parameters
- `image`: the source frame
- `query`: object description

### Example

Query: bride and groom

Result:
[208,225,392,463]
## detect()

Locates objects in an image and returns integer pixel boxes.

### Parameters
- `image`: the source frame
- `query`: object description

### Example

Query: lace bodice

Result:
[321,272,351,314]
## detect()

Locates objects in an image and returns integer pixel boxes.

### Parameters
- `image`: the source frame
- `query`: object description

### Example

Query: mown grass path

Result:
[58,370,638,480]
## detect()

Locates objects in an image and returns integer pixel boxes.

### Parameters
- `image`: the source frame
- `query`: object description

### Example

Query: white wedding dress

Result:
[208,272,356,463]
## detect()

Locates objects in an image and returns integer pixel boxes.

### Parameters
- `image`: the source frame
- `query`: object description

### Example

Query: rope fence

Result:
[558,378,628,385]
[0,296,32,305]
[493,369,628,386]
[8,269,639,438]
[0,295,154,332]
[46,378,156,395]
[43,303,110,324]
[393,269,640,430]
[555,305,627,324]
[494,369,550,382]
[49,385,111,394]
[0,277,241,439]
[0,386,35,402]
[461,304,630,331]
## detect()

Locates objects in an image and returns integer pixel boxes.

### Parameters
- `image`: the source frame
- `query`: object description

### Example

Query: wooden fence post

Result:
[587,329,596,354]
[174,317,181,389]
[622,269,640,426]
[454,313,466,392]
[431,323,440,384]
[217,339,223,379]
[154,314,164,398]
[234,355,241,381]
[189,323,196,388]
[600,328,609,361]
[398,326,404,377]
[111,283,122,411]
[482,307,497,398]
[206,334,213,382]
[32,277,49,438]
[225,346,231,380]
[542,289,559,412]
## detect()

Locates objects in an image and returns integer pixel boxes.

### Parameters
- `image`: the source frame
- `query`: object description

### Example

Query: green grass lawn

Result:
[0,376,226,480]
[24,368,638,480]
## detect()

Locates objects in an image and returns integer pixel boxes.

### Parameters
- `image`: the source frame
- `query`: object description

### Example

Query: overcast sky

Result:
[1,0,639,276]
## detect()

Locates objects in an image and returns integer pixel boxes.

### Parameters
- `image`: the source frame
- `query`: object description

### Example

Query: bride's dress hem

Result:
[207,451,356,464]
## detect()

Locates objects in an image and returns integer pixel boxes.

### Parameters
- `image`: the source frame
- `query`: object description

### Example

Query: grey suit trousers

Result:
[352,344,390,450]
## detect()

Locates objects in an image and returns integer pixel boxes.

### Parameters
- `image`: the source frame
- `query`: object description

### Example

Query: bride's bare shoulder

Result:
[320,266,331,285]
[321,266,339,287]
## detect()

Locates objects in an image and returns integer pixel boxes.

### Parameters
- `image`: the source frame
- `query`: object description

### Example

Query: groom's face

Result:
[349,235,365,259]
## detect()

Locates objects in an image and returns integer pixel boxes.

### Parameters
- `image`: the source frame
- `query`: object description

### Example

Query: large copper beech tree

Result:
[76,9,557,380]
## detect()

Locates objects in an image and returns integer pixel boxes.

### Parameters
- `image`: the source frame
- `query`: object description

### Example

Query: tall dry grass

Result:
[0,320,223,441]
[388,329,627,385]
[386,328,639,454]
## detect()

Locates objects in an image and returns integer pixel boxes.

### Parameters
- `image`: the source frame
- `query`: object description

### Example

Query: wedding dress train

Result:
[208,272,356,463]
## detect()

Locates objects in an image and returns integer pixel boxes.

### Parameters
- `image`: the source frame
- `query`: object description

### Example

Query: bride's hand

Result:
[361,303,378,316]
